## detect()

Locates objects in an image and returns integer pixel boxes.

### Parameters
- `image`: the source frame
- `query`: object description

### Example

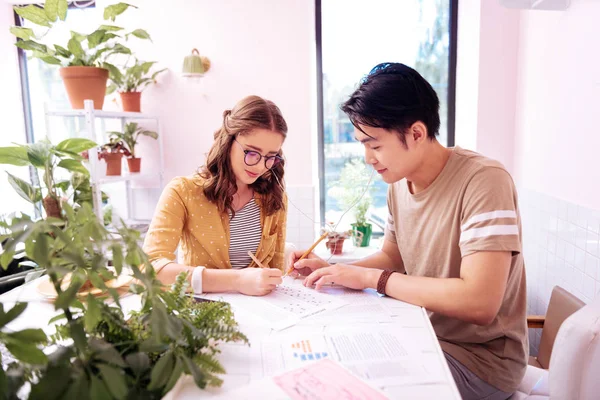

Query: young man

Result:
[288,63,528,400]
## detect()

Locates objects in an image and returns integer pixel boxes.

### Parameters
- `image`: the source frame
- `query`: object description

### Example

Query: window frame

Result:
[315,0,459,229]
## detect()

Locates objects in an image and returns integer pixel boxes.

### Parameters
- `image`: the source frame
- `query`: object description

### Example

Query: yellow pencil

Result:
[284,231,329,276]
[247,251,267,269]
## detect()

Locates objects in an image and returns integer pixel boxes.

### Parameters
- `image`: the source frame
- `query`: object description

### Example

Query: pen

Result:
[284,231,329,276]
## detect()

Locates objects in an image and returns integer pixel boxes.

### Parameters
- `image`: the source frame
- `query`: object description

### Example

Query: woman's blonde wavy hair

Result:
[198,95,288,216]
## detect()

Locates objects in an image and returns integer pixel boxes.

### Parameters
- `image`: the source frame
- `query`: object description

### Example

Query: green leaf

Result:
[90,375,112,400]
[70,31,87,42]
[0,146,29,166]
[61,373,89,400]
[150,68,167,81]
[99,25,124,32]
[1,249,15,270]
[97,364,127,399]
[163,356,184,394]
[182,355,207,389]
[125,352,149,378]
[7,172,41,204]
[108,43,131,56]
[28,364,70,400]
[14,5,52,27]
[128,29,151,41]
[48,312,67,324]
[36,54,61,65]
[106,83,118,96]
[0,364,6,398]
[4,339,47,365]
[10,26,34,40]
[27,141,51,168]
[141,130,159,140]
[87,30,105,49]
[54,279,84,310]
[56,138,97,154]
[15,40,48,54]
[103,62,122,83]
[148,351,173,390]
[32,233,49,267]
[69,320,87,352]
[84,295,101,332]
[0,303,27,328]
[44,0,59,22]
[58,159,89,175]
[68,38,84,58]
[89,338,126,367]
[54,44,71,58]
[57,0,68,21]
[5,328,46,343]
[103,3,136,22]
[111,245,123,275]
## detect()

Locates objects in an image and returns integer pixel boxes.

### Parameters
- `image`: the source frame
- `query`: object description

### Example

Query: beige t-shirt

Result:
[384,147,528,393]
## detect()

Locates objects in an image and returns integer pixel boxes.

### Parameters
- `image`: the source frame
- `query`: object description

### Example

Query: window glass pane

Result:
[321,0,451,234]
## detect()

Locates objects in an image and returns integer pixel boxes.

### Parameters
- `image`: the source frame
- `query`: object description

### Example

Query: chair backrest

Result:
[537,286,585,369]
[549,296,600,399]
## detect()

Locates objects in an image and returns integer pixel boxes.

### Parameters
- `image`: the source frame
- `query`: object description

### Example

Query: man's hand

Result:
[235,268,282,296]
[303,263,380,290]
[286,250,329,277]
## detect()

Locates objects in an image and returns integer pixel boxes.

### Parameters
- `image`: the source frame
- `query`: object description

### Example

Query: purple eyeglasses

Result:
[234,139,283,170]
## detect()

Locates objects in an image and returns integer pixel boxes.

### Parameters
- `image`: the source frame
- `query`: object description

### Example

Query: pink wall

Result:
[115,0,317,187]
[513,0,600,209]
[455,0,520,174]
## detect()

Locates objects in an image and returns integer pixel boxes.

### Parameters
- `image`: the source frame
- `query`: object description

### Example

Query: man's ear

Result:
[410,122,428,144]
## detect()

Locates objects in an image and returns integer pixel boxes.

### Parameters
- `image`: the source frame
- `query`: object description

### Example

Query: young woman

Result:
[143,95,288,296]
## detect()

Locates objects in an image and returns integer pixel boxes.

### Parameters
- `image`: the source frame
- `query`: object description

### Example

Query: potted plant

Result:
[0,154,248,399]
[107,59,167,112]
[328,159,373,247]
[98,139,131,176]
[108,122,158,173]
[0,208,248,399]
[10,0,152,109]
[0,138,97,219]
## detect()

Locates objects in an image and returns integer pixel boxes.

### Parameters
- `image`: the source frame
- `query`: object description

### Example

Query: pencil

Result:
[284,231,329,276]
[247,251,267,269]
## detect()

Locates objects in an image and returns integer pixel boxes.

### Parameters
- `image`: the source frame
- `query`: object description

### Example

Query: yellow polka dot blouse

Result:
[143,175,287,272]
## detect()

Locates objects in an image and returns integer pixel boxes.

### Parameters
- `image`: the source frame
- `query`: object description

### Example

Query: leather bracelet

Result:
[376,270,395,296]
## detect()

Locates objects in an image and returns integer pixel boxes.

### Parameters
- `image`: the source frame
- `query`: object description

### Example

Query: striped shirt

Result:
[228,198,262,269]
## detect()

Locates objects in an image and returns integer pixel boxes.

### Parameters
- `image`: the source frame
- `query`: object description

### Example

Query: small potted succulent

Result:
[107,58,167,112]
[108,122,158,173]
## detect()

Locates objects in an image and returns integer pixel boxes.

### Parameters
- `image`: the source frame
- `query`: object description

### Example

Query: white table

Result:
[0,277,461,400]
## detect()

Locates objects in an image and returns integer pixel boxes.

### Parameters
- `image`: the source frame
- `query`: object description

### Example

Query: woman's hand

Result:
[286,250,330,277]
[303,263,381,290]
[236,268,283,296]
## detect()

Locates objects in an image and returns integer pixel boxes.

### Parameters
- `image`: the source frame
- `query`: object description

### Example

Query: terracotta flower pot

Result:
[326,238,346,255]
[59,66,109,110]
[120,92,141,112]
[104,153,123,176]
[127,157,141,173]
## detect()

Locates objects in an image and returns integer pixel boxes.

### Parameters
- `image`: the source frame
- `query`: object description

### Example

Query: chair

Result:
[527,286,585,369]
[511,295,600,399]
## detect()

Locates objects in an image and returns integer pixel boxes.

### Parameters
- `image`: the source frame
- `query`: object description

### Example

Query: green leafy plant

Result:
[10,0,151,71]
[0,138,97,219]
[107,59,167,94]
[0,203,248,399]
[108,122,158,158]
[328,159,373,227]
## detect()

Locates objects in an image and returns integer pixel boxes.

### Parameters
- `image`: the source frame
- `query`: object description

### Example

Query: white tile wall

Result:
[519,188,600,356]
[285,185,319,249]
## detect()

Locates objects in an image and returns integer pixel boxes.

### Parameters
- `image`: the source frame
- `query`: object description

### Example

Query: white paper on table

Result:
[198,277,347,331]
[259,324,448,387]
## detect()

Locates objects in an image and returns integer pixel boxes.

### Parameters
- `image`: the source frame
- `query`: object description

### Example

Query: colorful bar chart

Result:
[291,340,328,362]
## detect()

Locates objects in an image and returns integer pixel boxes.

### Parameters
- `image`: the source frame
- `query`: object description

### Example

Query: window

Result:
[16,2,99,144]
[316,0,458,234]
